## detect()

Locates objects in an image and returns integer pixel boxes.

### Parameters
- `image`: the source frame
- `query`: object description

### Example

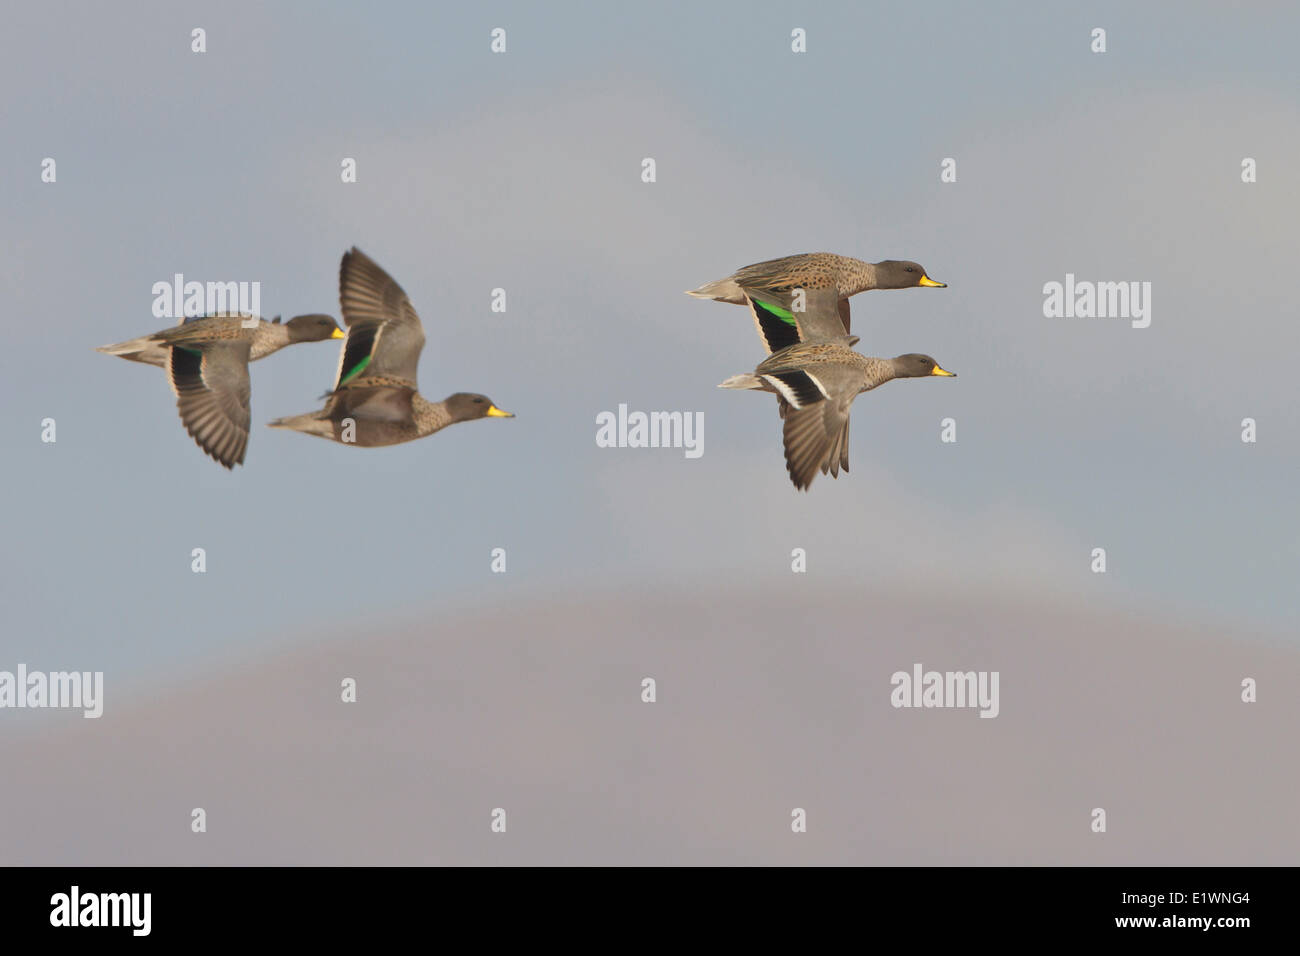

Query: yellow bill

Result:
[918,275,947,288]
[930,364,956,377]
[487,405,514,417]
[331,328,346,339]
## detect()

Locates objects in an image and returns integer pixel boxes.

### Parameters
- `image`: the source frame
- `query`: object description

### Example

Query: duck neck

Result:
[251,321,291,359]
[860,356,897,391]
[844,257,879,295]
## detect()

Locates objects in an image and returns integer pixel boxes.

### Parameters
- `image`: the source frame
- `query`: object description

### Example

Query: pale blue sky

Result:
[2,1,1297,700]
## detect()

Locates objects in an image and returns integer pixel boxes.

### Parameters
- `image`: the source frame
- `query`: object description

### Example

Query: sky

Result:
[1,1,1297,864]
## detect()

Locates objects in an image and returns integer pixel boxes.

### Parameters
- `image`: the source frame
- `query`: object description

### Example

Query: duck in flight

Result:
[97,312,343,468]
[268,248,513,448]
[718,288,955,490]
[687,252,945,337]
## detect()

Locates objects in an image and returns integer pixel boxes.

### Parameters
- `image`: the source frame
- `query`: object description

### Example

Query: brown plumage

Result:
[268,248,514,447]
[96,313,341,367]
[718,290,955,490]
[687,252,945,341]
[97,312,343,468]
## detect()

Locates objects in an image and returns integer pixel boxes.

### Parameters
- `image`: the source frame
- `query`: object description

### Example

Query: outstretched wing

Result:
[332,248,426,391]
[744,287,850,352]
[780,395,853,491]
[744,295,803,354]
[167,341,253,468]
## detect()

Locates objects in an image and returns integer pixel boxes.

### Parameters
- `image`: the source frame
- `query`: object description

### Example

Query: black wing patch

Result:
[168,345,204,389]
[336,325,378,388]
[762,369,826,409]
[750,297,802,354]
